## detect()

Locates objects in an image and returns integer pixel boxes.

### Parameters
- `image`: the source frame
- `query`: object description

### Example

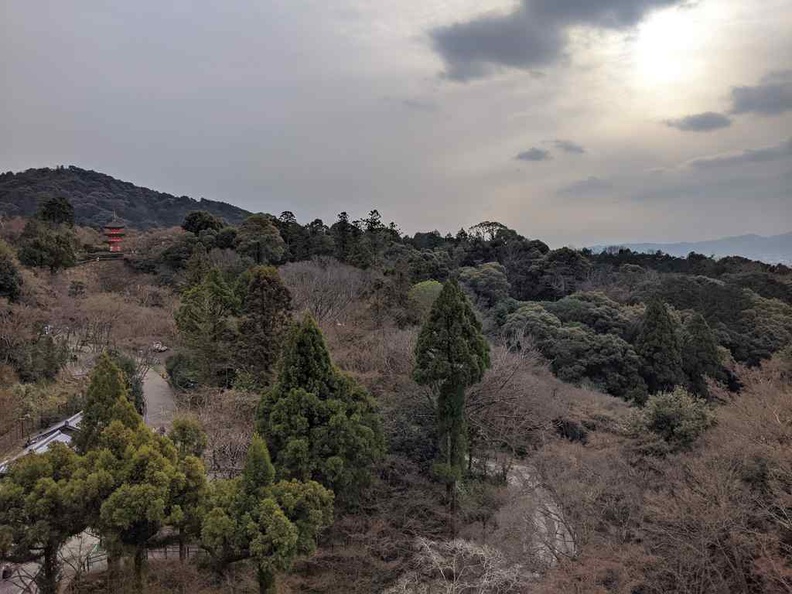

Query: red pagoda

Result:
[104,214,126,253]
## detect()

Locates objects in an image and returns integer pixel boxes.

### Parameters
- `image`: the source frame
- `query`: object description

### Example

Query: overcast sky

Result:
[2,0,791,246]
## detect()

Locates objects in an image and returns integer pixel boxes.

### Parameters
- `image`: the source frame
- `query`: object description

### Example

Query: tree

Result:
[0,240,22,302]
[635,299,684,394]
[458,262,511,308]
[74,353,141,453]
[637,387,714,452]
[681,313,723,398]
[256,316,385,502]
[17,219,76,273]
[0,444,86,594]
[175,268,239,386]
[182,210,223,235]
[408,280,443,321]
[413,279,490,491]
[37,197,74,227]
[236,266,292,384]
[236,214,285,265]
[200,435,334,593]
[169,416,208,458]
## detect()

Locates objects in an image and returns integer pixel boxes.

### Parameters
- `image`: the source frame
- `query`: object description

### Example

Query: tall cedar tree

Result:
[73,353,141,453]
[681,313,722,398]
[235,214,285,265]
[413,279,490,480]
[200,434,333,594]
[256,316,385,503]
[0,239,22,301]
[237,266,292,384]
[175,268,239,386]
[635,299,684,394]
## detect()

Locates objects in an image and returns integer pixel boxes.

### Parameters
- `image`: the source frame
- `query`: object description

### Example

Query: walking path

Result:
[143,367,176,431]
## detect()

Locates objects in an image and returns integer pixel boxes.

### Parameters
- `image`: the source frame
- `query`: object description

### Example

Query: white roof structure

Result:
[0,412,83,475]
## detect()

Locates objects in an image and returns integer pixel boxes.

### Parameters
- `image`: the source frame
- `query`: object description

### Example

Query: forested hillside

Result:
[0,166,250,228]
[0,200,791,593]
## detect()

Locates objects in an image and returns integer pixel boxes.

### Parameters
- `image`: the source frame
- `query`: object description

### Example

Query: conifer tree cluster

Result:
[257,315,385,502]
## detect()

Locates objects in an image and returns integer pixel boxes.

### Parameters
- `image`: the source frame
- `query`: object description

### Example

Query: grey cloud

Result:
[685,138,792,169]
[553,139,586,153]
[516,147,552,161]
[664,112,732,132]
[431,0,682,81]
[730,72,792,115]
[558,176,613,196]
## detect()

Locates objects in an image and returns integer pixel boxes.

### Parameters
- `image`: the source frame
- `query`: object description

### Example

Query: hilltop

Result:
[0,166,250,228]
[593,232,792,264]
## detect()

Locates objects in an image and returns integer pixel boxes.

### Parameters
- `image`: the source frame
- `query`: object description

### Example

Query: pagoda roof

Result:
[103,213,126,229]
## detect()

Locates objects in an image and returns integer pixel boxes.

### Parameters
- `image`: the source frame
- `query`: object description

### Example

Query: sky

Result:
[1,0,791,246]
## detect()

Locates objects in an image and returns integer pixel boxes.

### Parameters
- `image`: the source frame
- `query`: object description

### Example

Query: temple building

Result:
[104,213,126,253]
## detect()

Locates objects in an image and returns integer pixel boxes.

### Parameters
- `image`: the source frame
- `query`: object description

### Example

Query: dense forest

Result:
[0,167,250,228]
[0,198,790,593]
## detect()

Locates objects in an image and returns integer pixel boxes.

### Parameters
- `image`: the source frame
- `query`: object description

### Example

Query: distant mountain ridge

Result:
[0,166,251,229]
[592,232,792,265]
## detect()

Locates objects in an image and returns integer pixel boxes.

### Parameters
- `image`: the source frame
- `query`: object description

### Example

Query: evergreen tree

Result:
[182,210,223,235]
[17,219,76,273]
[256,316,385,502]
[200,436,333,594]
[635,299,684,394]
[37,197,74,227]
[0,444,86,594]
[235,214,285,265]
[74,353,141,453]
[236,266,292,385]
[175,268,239,386]
[0,239,22,302]
[413,279,490,483]
[681,313,723,398]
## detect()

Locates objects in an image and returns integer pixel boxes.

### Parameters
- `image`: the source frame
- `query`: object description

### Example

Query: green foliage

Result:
[182,210,223,235]
[542,292,635,339]
[17,219,76,272]
[200,437,333,592]
[408,280,443,321]
[168,416,208,458]
[458,262,511,307]
[0,240,22,302]
[257,316,385,502]
[635,299,684,394]
[175,268,239,386]
[74,353,142,453]
[236,266,292,385]
[107,350,146,414]
[236,214,285,265]
[165,352,200,390]
[0,166,249,228]
[242,433,276,496]
[414,279,490,476]
[0,444,87,594]
[504,303,647,402]
[681,313,723,397]
[37,197,74,227]
[637,387,714,451]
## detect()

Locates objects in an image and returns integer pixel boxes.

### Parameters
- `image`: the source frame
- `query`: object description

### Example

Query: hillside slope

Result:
[0,166,251,228]
[593,232,792,264]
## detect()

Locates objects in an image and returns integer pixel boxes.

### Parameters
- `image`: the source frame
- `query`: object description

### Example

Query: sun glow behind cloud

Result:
[631,6,710,88]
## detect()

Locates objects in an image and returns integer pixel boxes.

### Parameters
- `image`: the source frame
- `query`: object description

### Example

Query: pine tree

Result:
[236,266,292,384]
[413,279,490,481]
[0,444,86,594]
[256,316,384,502]
[200,436,333,594]
[74,353,141,453]
[175,268,239,386]
[635,299,684,394]
[681,313,722,398]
